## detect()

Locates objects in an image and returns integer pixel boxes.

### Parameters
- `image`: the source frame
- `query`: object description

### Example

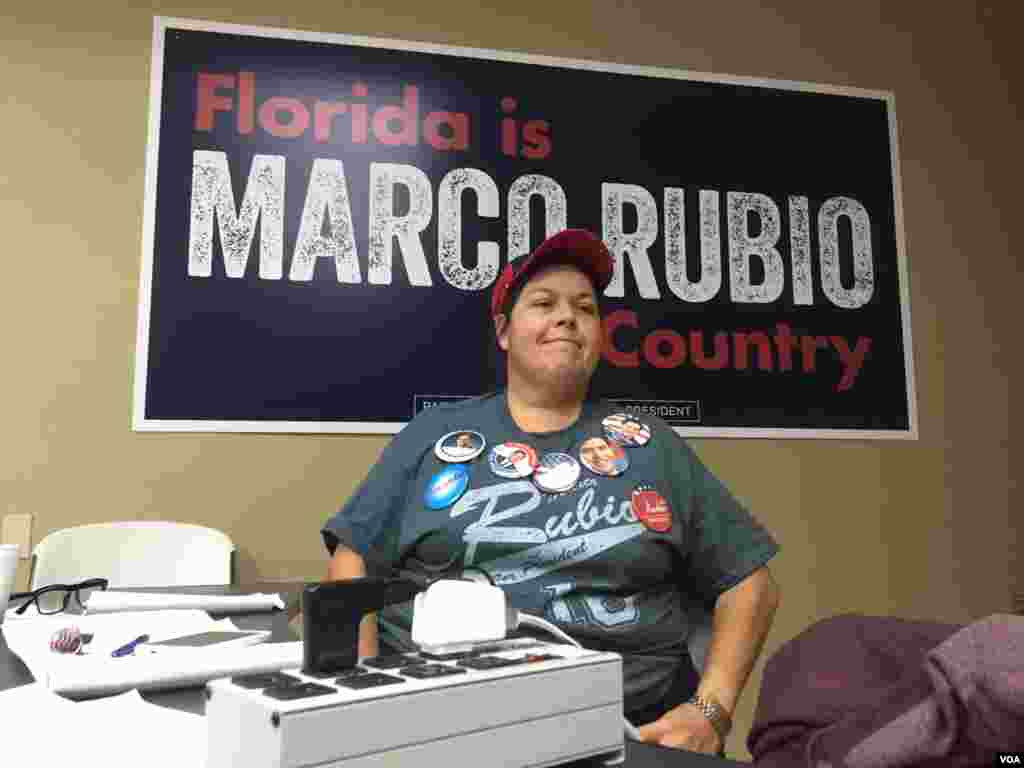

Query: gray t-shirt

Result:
[322,392,779,715]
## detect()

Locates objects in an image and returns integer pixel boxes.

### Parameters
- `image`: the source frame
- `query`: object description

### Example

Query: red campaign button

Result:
[631,486,672,532]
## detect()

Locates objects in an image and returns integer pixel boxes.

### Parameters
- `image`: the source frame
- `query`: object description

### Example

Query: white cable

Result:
[515,612,642,742]
[516,613,580,647]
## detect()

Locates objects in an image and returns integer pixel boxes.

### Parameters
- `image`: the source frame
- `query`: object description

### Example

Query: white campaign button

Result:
[532,452,581,493]
[489,441,539,479]
[435,430,486,463]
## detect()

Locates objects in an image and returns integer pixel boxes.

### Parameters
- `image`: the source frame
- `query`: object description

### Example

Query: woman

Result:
[322,229,781,755]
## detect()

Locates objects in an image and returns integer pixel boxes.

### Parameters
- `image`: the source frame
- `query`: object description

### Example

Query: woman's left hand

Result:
[636,702,723,753]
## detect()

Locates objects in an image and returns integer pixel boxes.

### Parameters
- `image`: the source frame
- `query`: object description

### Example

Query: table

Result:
[0,583,747,767]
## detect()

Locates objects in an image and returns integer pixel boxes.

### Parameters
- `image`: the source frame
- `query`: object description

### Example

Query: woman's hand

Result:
[636,702,722,753]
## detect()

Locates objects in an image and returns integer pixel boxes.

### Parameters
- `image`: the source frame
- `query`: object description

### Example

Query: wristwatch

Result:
[686,693,732,743]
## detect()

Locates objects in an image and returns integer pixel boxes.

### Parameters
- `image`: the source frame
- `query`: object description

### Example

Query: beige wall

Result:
[3,1,1020,758]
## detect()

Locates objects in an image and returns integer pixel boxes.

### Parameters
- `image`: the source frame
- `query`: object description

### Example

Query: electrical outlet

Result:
[1,514,33,559]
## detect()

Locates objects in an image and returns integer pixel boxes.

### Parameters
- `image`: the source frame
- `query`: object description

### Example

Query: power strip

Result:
[206,639,625,768]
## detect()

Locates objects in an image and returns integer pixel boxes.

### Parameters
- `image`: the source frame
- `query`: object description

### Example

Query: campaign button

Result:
[489,441,538,479]
[631,485,672,532]
[603,413,651,447]
[435,430,486,463]
[424,465,469,509]
[533,452,581,494]
[578,436,630,477]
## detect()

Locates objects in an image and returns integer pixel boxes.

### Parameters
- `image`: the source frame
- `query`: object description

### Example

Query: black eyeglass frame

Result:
[9,578,110,615]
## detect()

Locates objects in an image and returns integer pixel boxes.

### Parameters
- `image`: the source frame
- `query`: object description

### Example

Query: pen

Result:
[111,634,150,657]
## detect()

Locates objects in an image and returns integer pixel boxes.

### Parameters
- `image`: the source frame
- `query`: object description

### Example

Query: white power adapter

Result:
[411,579,514,654]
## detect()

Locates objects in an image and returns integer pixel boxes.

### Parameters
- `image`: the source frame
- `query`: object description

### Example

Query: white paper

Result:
[3,614,243,692]
[0,684,206,767]
[0,680,78,714]
[48,640,303,698]
[84,590,285,614]
[4,609,234,659]
[3,605,37,623]
[73,689,207,767]
[3,608,301,698]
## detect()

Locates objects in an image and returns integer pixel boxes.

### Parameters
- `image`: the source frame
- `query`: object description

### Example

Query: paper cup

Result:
[0,544,19,625]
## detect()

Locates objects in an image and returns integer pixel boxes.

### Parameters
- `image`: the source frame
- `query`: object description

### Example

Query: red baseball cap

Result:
[490,229,614,316]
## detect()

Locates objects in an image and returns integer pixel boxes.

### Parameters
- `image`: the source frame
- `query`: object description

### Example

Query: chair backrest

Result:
[30,522,235,590]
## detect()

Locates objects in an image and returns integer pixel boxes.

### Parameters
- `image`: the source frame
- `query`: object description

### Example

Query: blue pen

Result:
[111,634,150,657]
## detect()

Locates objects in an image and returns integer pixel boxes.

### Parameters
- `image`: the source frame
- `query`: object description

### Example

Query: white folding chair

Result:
[30,521,235,590]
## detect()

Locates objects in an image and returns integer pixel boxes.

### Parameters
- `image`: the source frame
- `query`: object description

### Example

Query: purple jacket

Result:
[748,613,1024,767]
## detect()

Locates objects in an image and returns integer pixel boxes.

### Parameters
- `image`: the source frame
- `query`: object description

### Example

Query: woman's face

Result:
[495,264,602,393]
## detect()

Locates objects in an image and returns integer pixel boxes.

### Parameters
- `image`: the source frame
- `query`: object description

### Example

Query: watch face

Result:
[687,694,730,740]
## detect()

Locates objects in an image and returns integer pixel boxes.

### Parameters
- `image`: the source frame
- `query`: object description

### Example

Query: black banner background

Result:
[134,20,914,436]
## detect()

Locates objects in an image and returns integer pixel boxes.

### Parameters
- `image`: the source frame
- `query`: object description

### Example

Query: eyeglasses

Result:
[9,578,109,615]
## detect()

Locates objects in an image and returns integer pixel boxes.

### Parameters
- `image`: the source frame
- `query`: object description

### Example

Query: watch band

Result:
[686,693,732,743]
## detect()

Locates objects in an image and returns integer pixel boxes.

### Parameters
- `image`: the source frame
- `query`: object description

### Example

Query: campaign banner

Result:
[134,17,917,438]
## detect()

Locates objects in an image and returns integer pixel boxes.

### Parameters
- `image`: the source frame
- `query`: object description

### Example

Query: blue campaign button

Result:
[424,464,469,509]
